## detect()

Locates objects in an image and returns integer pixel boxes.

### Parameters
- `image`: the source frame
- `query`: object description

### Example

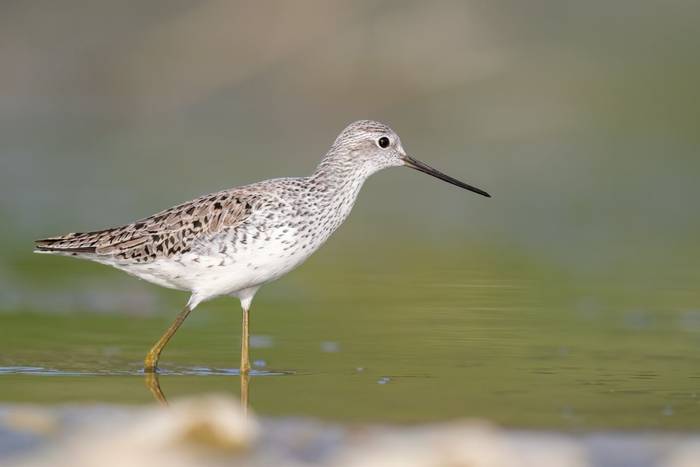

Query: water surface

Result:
[2,245,699,430]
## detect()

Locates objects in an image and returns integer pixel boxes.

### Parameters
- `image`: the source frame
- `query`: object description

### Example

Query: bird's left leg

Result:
[144,303,194,372]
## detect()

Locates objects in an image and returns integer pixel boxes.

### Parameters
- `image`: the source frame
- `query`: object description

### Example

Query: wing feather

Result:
[35,188,260,262]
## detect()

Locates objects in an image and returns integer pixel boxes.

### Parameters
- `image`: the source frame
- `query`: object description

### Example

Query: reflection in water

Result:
[240,372,250,417]
[144,371,251,415]
[144,372,167,406]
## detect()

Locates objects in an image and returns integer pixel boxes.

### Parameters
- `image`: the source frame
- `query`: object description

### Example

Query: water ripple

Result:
[0,366,291,377]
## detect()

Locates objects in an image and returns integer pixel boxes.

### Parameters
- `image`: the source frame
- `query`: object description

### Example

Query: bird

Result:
[34,120,490,374]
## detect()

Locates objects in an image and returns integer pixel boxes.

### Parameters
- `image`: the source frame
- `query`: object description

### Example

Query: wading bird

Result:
[35,120,490,374]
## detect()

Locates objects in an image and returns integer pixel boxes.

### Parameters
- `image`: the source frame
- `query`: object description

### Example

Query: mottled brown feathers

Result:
[35,188,259,262]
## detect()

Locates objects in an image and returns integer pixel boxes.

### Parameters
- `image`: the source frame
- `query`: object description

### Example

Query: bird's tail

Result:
[34,229,112,255]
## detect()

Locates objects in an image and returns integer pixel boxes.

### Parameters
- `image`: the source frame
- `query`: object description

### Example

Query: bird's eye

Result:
[377,136,390,149]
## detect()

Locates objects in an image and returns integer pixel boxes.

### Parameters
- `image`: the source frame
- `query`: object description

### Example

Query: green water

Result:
[2,242,699,430]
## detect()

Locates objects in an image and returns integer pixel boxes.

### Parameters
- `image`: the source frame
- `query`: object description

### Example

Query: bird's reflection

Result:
[144,372,168,405]
[144,371,251,416]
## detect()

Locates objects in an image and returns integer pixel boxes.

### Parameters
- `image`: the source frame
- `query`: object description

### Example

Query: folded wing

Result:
[35,189,258,263]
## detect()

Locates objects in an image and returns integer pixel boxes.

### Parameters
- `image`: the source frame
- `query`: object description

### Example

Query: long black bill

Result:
[402,155,491,198]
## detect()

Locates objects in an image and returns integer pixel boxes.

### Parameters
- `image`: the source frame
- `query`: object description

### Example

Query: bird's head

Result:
[323,120,490,198]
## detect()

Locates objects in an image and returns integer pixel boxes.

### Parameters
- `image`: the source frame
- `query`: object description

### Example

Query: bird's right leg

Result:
[144,304,193,372]
[234,286,259,376]
[240,306,251,375]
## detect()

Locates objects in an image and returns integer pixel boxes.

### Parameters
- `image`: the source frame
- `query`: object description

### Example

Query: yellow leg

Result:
[241,307,250,375]
[144,304,193,373]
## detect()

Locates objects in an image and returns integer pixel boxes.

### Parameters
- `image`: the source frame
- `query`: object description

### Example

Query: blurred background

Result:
[1,0,700,430]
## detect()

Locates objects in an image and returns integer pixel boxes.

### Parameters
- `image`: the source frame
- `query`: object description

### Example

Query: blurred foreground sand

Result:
[1,395,700,467]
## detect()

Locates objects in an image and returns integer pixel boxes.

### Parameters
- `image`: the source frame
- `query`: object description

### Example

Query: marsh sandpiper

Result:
[35,120,490,374]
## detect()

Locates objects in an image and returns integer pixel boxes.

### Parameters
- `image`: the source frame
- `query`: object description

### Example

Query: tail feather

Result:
[34,243,97,254]
[34,229,113,254]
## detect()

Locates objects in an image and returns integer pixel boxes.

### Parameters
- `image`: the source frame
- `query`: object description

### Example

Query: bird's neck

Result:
[310,152,377,187]
[308,156,371,218]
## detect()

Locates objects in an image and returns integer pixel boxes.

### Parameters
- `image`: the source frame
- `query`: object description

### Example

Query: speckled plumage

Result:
[35,119,490,371]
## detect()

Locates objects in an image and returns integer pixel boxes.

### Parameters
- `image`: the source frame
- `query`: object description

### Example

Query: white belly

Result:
[106,228,321,302]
